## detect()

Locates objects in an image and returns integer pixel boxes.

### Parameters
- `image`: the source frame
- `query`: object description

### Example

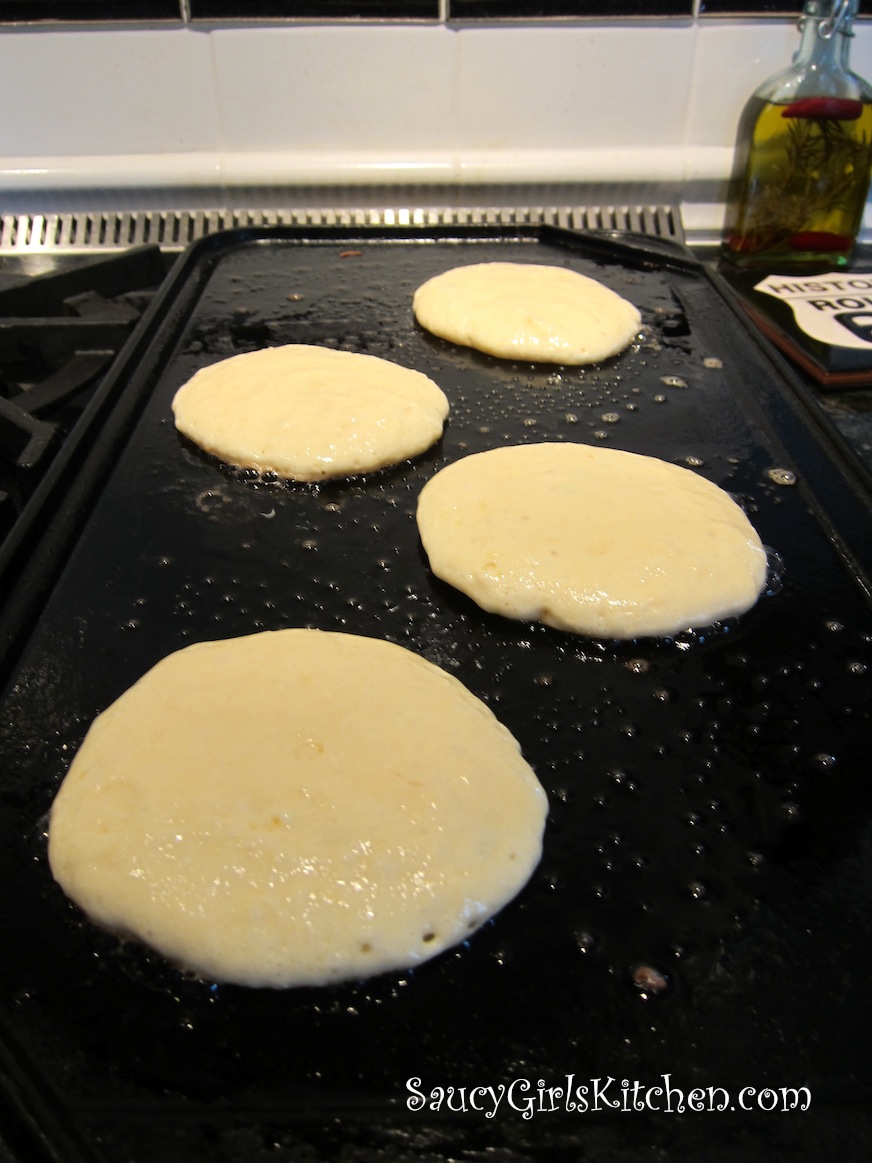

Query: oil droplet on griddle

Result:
[766,467,797,487]
[811,753,837,769]
[625,658,649,674]
[632,964,670,997]
[575,930,597,955]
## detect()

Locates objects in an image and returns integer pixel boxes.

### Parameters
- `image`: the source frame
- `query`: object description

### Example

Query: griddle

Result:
[0,225,871,1162]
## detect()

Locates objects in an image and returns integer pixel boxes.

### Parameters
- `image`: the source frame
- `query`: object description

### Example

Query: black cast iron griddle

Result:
[0,226,871,1163]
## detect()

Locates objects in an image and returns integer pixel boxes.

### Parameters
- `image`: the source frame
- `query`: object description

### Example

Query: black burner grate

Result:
[0,246,169,538]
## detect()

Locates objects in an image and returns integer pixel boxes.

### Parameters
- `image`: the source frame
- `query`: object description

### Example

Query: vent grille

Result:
[0,204,682,254]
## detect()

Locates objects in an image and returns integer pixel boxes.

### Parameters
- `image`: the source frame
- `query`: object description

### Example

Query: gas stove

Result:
[1,205,871,1163]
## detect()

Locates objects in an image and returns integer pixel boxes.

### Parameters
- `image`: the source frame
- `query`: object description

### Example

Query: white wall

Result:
[1,17,870,230]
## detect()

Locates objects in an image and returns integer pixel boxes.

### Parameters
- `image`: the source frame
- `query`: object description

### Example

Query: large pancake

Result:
[416,442,769,639]
[48,629,547,988]
[172,344,449,481]
[413,262,641,364]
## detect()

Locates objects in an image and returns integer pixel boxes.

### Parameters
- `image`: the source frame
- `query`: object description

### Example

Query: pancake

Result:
[416,443,769,639]
[171,344,449,481]
[412,262,641,364]
[47,629,547,988]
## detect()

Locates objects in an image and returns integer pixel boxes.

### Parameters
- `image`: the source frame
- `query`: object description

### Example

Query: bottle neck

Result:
[795,4,855,74]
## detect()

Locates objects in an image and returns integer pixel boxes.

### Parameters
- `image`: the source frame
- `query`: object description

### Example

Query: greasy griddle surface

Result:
[1,231,871,1160]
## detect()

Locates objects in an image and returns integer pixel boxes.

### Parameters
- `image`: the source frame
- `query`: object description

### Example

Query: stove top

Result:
[0,216,871,1163]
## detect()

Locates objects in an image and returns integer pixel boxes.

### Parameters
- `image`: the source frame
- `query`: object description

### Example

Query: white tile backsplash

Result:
[1,16,871,234]
[452,25,695,150]
[0,27,218,156]
[211,26,458,152]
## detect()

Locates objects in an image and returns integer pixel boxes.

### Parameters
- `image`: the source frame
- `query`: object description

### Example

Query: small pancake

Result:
[171,344,449,481]
[416,443,769,639]
[48,629,547,988]
[413,262,641,364]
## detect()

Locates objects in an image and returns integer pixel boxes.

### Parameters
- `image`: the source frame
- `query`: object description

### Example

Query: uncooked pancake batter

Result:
[416,443,769,639]
[172,344,449,480]
[412,262,641,364]
[48,629,547,988]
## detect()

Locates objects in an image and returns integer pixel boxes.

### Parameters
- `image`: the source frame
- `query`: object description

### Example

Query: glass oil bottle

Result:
[722,0,872,268]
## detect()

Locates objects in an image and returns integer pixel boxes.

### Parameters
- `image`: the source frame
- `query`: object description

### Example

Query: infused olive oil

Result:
[722,0,872,269]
